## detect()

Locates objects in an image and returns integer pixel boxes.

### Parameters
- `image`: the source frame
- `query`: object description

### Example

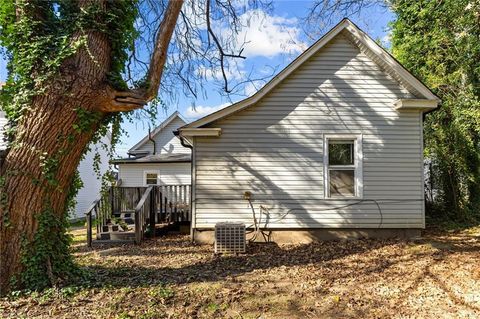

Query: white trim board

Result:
[143,170,160,186]
[394,99,438,111]
[180,18,440,131]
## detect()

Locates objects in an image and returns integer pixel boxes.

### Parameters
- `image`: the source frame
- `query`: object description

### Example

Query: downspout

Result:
[148,128,156,155]
[173,130,193,150]
[174,130,195,242]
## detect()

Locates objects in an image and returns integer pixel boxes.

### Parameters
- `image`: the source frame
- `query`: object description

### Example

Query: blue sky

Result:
[0,1,394,156]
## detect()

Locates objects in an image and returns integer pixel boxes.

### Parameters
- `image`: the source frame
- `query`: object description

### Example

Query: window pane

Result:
[328,140,354,165]
[329,169,355,196]
[146,173,158,185]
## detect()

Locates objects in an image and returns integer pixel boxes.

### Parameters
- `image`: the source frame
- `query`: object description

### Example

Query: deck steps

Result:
[86,185,192,246]
[98,210,136,241]
[98,231,135,241]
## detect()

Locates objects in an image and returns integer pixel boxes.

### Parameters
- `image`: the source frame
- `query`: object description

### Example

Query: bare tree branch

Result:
[139,0,185,101]
[304,0,389,39]
[112,0,276,114]
[205,0,246,93]
[105,0,184,112]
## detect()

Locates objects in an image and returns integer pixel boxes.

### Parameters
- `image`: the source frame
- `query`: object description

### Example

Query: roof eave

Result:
[181,18,440,129]
[112,159,191,164]
[394,99,439,112]
[179,128,222,137]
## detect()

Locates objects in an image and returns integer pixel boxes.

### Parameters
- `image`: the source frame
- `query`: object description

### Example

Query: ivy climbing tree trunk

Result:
[0,0,183,294]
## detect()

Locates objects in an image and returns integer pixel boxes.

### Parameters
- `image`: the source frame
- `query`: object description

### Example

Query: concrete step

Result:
[112,211,135,225]
[101,224,135,233]
[98,231,135,241]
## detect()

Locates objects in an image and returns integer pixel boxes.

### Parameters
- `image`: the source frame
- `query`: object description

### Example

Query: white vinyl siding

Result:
[74,135,111,219]
[118,163,191,187]
[133,116,190,155]
[193,34,424,229]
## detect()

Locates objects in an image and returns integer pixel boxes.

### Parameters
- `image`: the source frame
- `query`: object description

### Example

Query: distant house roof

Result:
[111,153,191,164]
[180,18,440,131]
[128,111,187,154]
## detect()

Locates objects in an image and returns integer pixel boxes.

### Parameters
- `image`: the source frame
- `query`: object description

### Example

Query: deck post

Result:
[149,187,156,237]
[159,191,163,222]
[134,210,141,244]
[109,187,114,216]
[86,212,92,248]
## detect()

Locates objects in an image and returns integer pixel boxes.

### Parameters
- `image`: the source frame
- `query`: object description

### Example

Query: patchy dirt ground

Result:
[1,226,480,319]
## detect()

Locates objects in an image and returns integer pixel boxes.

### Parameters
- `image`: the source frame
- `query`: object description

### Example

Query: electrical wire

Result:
[245,197,424,241]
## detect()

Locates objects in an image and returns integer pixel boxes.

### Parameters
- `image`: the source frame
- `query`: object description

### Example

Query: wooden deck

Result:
[85,185,191,246]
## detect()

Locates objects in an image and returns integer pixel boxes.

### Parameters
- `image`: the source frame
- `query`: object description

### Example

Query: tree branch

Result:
[102,0,184,113]
[137,0,184,102]
[206,0,246,93]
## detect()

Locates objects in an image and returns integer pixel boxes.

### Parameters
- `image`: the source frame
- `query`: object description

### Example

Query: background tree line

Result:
[391,0,480,223]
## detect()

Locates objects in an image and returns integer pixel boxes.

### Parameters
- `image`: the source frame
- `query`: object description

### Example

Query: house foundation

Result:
[192,228,422,245]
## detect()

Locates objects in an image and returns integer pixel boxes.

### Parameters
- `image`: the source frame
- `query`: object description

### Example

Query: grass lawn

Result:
[1,226,480,318]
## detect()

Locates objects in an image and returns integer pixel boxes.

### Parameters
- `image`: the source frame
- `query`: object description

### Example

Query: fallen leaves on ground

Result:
[1,226,479,319]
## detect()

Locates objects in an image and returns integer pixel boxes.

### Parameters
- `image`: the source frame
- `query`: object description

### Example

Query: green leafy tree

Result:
[0,0,271,294]
[390,0,480,220]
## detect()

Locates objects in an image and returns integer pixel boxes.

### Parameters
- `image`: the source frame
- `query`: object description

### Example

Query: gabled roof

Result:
[111,153,191,164]
[181,18,440,130]
[129,111,187,154]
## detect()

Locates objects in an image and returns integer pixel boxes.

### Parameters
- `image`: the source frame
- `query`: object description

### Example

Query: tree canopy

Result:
[391,0,480,221]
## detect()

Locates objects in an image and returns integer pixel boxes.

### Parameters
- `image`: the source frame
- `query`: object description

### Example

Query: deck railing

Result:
[85,192,112,241]
[156,184,191,223]
[111,187,146,213]
[134,186,155,244]
[85,184,191,246]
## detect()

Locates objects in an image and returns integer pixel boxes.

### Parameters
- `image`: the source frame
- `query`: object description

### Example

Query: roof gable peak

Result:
[129,111,187,153]
[180,18,439,130]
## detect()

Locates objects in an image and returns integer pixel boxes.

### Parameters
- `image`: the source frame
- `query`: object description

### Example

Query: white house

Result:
[112,112,191,187]
[178,19,440,243]
[73,134,111,219]
[0,111,110,220]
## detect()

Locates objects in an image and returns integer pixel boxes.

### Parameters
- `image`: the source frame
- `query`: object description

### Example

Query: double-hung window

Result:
[144,171,159,186]
[324,135,362,198]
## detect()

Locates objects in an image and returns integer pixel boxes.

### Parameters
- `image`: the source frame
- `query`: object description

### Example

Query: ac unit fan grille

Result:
[214,222,246,254]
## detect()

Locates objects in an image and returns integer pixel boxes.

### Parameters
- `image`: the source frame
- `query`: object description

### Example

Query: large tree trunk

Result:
[0,0,183,294]
[0,30,111,293]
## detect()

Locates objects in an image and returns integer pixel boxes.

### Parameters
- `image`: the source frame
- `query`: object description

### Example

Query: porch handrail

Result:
[85,197,102,248]
[134,186,155,244]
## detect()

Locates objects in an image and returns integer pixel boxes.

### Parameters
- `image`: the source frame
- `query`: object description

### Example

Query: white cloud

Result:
[185,102,231,119]
[197,63,245,82]
[227,10,307,58]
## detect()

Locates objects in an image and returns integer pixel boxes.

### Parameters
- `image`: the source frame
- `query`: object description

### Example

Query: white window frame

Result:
[323,134,363,199]
[144,170,160,186]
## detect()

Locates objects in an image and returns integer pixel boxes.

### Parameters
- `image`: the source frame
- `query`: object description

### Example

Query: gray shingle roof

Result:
[111,153,191,164]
